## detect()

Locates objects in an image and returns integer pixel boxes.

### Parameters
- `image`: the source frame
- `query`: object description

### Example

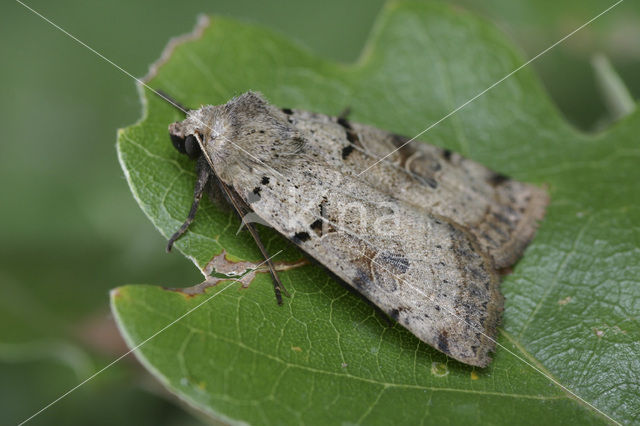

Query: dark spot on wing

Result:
[418,175,438,189]
[281,108,293,115]
[310,219,323,230]
[341,145,354,159]
[292,136,306,150]
[489,222,508,238]
[247,188,261,203]
[468,266,484,280]
[481,232,497,247]
[337,117,352,130]
[353,268,372,289]
[437,330,450,354]
[492,212,512,226]
[390,134,416,168]
[389,308,400,321]
[261,176,270,185]
[442,149,452,161]
[346,130,359,144]
[310,219,323,237]
[390,133,411,147]
[489,172,510,186]
[378,252,410,274]
[292,231,310,243]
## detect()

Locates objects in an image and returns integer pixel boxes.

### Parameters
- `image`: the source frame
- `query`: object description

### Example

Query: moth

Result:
[164,91,548,367]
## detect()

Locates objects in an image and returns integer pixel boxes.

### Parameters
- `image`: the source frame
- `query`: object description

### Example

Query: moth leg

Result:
[166,156,211,252]
[219,180,289,305]
[243,221,290,305]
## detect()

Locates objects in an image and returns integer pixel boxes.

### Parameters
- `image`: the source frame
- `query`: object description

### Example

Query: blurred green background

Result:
[1,0,637,424]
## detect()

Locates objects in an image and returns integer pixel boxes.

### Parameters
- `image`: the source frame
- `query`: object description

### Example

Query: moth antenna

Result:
[154,89,190,114]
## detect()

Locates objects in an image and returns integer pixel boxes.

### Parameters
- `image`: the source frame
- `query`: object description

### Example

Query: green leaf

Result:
[114,1,639,424]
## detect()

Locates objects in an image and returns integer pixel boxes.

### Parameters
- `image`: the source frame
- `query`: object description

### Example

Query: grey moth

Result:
[165,91,548,367]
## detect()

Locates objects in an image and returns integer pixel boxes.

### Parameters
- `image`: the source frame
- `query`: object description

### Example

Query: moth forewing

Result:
[225,149,502,366]
[167,91,547,367]
[291,110,549,269]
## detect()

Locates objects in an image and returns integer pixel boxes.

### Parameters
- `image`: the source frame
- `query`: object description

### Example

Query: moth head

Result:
[167,92,303,174]
[168,121,202,159]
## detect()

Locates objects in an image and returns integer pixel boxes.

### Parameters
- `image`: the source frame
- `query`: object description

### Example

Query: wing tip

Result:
[492,182,550,268]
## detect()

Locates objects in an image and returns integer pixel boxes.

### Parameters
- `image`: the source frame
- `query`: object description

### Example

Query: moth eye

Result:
[170,133,187,154]
[184,134,201,159]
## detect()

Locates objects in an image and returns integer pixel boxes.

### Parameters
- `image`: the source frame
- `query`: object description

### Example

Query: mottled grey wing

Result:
[290,110,548,269]
[305,213,503,368]
[231,160,502,367]
[206,94,504,366]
